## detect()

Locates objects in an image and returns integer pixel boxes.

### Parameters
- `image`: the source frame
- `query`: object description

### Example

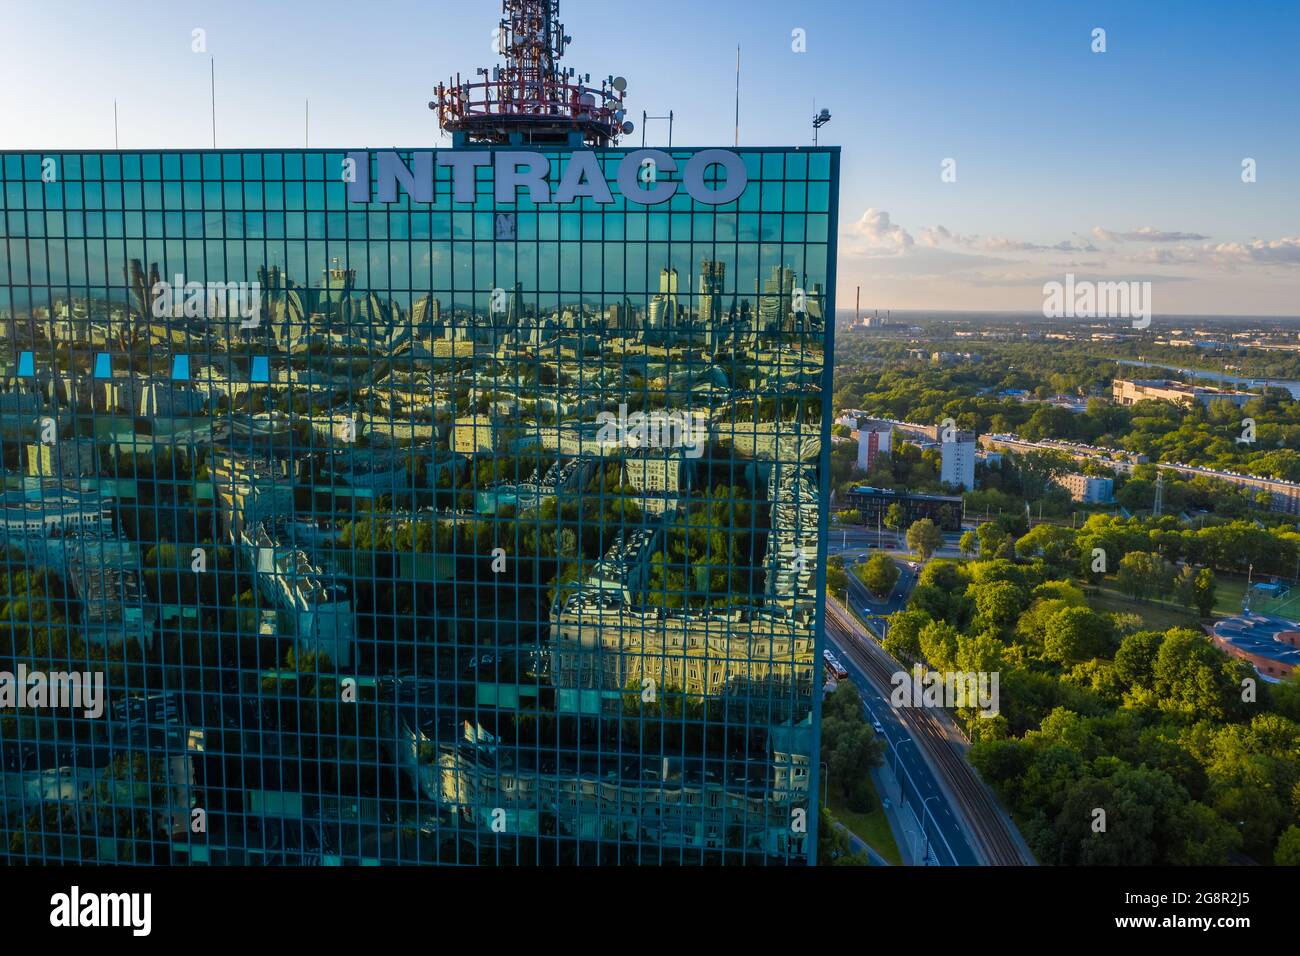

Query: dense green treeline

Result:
[881,514,1300,865]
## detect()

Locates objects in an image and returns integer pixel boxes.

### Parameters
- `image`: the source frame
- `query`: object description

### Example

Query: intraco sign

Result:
[345,149,747,206]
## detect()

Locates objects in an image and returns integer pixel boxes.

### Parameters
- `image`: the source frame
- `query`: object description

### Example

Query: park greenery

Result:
[881,515,1300,865]
[856,553,900,598]
[829,331,1300,865]
[821,681,886,814]
[905,518,943,560]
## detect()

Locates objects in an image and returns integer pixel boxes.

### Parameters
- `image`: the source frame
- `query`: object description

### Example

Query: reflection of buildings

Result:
[550,597,815,717]
[759,266,794,332]
[0,124,836,862]
[646,267,679,343]
[26,440,96,479]
[715,419,821,463]
[238,520,355,668]
[451,414,498,454]
[111,693,204,841]
[620,448,689,514]
[586,528,658,604]
[698,259,725,327]
[0,485,110,538]
[65,533,154,652]
[764,464,819,620]
[210,448,297,541]
[429,721,810,855]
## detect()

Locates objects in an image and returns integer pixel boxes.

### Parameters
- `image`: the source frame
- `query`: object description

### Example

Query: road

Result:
[824,599,979,865]
[823,553,1033,866]
[827,526,967,563]
[845,556,915,621]
[826,590,1029,868]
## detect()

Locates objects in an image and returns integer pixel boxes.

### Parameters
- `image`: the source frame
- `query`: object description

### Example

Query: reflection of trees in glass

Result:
[644,485,760,609]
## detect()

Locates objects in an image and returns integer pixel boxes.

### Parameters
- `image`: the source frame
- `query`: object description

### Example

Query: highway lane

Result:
[845,558,916,620]
[823,549,975,866]
[825,550,1033,865]
[825,606,979,866]
[827,527,967,564]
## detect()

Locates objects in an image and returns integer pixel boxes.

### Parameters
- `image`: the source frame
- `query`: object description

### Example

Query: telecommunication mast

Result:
[431,0,632,146]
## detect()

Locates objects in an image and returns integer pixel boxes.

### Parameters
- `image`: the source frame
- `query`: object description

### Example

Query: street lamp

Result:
[922,794,941,864]
[812,108,831,146]
[893,736,914,780]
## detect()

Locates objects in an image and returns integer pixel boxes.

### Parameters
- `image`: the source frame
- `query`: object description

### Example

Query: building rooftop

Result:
[1212,612,1300,672]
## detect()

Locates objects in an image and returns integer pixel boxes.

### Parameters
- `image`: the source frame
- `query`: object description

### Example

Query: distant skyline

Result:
[1,0,1296,315]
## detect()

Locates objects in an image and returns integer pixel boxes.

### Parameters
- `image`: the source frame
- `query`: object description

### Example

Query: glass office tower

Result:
[0,145,837,864]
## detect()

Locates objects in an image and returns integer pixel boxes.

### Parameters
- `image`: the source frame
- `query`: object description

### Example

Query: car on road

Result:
[872,720,885,735]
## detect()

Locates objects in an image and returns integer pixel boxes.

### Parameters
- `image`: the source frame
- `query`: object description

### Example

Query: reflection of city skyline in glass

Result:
[0,146,838,865]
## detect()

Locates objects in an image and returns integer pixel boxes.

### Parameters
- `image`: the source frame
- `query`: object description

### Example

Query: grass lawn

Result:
[1087,586,1201,632]
[825,776,903,866]
[1212,575,1250,617]
[1088,573,1300,634]
[1211,574,1299,618]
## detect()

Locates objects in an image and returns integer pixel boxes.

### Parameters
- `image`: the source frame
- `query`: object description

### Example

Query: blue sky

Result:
[1,0,1296,314]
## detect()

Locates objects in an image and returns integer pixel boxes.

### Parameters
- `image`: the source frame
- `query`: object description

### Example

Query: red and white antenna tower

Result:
[431,0,631,146]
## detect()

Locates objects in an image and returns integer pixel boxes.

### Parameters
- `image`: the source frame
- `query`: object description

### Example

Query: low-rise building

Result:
[1212,613,1300,681]
[1112,378,1255,409]
[1054,472,1114,504]
[843,486,963,531]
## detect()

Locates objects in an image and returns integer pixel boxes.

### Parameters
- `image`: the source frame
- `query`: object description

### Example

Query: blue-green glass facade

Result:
[0,145,837,864]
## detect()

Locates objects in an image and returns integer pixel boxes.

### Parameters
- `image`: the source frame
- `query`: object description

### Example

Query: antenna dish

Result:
[612,76,627,92]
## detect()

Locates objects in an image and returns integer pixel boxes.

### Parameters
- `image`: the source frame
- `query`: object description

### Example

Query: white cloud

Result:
[842,208,913,255]
[1092,225,1211,243]
[1209,237,1300,265]
[838,209,1298,314]
[1127,237,1300,269]
[921,225,1094,253]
